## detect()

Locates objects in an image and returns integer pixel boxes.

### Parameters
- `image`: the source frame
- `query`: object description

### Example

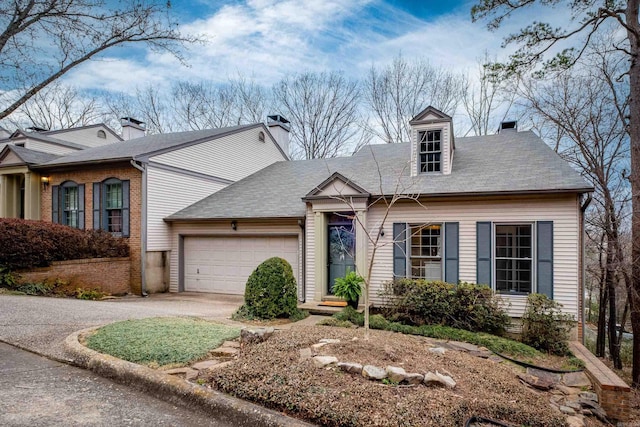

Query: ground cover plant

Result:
[0,276,106,300]
[85,317,240,367]
[205,326,577,427]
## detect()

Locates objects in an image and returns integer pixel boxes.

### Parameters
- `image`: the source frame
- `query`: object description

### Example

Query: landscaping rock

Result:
[386,366,407,383]
[337,362,363,375]
[222,341,240,348]
[435,371,456,388]
[210,347,239,358]
[319,339,340,344]
[204,361,234,371]
[403,373,424,385]
[428,347,446,355]
[469,350,491,359]
[299,348,312,360]
[526,368,561,386]
[556,385,581,395]
[447,341,479,352]
[312,356,338,368]
[562,371,591,388]
[362,365,387,380]
[577,398,608,422]
[487,355,504,363]
[578,391,598,402]
[191,359,222,370]
[423,371,456,388]
[240,327,275,345]
[566,415,585,427]
[517,373,554,391]
[164,367,199,381]
[311,343,328,351]
[559,406,576,415]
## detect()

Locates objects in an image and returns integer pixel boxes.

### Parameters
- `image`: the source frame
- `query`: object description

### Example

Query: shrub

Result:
[380,279,510,335]
[0,267,18,288]
[333,306,364,326]
[0,218,129,270]
[75,288,105,300]
[240,257,299,319]
[521,293,574,355]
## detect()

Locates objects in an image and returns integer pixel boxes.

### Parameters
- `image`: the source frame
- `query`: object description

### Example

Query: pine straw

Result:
[205,326,581,427]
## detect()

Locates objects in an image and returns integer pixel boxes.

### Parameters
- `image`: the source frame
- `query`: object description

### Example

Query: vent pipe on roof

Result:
[498,120,517,133]
[120,117,146,140]
[267,115,290,158]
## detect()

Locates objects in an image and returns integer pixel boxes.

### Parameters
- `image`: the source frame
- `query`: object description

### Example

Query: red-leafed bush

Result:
[0,218,129,270]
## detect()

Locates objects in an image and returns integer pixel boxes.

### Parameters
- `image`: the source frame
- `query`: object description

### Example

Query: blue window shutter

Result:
[92,183,101,230]
[78,184,85,230]
[122,180,130,237]
[537,221,554,298]
[393,223,407,278]
[444,222,459,284]
[476,222,492,286]
[51,185,59,224]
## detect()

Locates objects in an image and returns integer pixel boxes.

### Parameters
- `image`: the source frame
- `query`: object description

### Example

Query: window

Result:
[104,180,123,233]
[410,224,442,280]
[495,224,532,293]
[62,184,79,228]
[97,129,107,139]
[418,130,441,173]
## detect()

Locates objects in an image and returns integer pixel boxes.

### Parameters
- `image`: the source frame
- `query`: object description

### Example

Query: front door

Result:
[327,213,355,295]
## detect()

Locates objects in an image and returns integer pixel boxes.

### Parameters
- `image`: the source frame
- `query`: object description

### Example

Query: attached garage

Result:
[183,235,299,294]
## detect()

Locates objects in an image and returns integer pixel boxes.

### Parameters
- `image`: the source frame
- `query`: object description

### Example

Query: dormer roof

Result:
[409,106,451,125]
[303,171,370,201]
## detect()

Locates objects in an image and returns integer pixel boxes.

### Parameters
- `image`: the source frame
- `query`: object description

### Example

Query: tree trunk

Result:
[597,275,608,357]
[626,0,640,388]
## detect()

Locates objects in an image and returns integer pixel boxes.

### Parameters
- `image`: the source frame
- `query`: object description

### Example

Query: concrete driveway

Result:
[0,292,244,362]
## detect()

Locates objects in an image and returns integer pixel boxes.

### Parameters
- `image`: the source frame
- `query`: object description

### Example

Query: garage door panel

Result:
[184,236,298,294]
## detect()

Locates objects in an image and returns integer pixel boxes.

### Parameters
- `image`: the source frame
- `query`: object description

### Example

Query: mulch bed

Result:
[203,326,597,426]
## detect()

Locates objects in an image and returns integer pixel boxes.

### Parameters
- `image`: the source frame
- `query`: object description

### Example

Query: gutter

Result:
[580,193,593,344]
[130,159,148,297]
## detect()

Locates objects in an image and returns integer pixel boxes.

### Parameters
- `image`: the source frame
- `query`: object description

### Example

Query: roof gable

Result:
[304,172,370,200]
[409,106,451,124]
[0,145,25,166]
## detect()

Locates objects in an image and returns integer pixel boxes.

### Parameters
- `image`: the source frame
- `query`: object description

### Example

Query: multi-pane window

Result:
[418,130,441,173]
[495,224,532,293]
[410,224,442,281]
[105,181,123,233]
[62,185,79,228]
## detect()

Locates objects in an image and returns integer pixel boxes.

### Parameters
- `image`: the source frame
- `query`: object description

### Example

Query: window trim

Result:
[417,129,442,174]
[97,129,107,139]
[101,177,124,236]
[408,223,444,281]
[60,180,80,228]
[493,222,536,295]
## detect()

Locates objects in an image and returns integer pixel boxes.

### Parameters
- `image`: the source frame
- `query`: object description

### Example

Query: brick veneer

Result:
[569,342,630,421]
[40,163,142,294]
[18,257,131,295]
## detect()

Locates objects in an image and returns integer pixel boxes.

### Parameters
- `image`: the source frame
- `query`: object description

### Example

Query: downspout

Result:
[298,218,306,302]
[130,159,148,297]
[580,193,593,344]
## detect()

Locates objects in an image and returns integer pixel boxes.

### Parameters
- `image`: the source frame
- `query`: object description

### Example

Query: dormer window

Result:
[418,130,441,173]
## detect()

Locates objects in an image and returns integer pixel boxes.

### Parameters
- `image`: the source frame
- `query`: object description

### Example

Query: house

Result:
[0,117,291,293]
[165,107,593,334]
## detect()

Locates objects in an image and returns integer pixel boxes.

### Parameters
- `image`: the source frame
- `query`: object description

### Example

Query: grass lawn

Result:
[85,317,240,367]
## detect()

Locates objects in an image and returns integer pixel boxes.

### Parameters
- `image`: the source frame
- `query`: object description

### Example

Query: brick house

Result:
[0,117,290,294]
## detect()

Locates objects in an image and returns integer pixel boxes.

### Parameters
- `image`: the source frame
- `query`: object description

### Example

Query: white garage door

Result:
[184,236,299,294]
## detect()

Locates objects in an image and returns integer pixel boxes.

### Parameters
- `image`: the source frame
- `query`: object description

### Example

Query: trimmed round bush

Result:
[243,257,298,319]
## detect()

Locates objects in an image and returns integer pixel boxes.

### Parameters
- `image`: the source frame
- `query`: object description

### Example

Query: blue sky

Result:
[64,0,547,93]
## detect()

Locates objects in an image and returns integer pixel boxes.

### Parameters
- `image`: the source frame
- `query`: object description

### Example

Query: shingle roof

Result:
[36,124,260,167]
[6,131,90,150]
[166,130,593,221]
[3,145,60,165]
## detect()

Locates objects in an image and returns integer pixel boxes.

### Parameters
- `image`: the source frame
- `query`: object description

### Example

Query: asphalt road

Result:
[0,293,244,362]
[0,342,231,427]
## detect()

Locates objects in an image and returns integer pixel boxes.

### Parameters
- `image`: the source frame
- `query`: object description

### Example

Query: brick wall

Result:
[40,163,142,293]
[18,257,131,295]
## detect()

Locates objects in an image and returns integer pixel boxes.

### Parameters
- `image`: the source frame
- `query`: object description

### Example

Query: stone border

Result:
[64,327,313,427]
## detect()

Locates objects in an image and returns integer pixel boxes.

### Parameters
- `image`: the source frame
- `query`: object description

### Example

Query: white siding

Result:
[168,220,303,293]
[150,126,286,182]
[305,195,580,319]
[305,205,315,300]
[146,165,226,250]
[24,139,78,155]
[47,126,121,147]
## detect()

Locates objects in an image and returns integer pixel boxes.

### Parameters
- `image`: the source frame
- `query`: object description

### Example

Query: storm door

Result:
[327,213,355,295]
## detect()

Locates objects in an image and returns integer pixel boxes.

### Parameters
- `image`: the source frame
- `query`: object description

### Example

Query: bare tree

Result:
[462,53,519,136]
[363,55,466,143]
[273,71,360,159]
[519,43,630,369]
[0,0,197,122]
[7,82,103,130]
[472,0,640,387]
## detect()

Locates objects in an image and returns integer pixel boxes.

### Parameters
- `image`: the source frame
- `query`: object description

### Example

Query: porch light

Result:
[231,220,237,231]
[41,176,50,190]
